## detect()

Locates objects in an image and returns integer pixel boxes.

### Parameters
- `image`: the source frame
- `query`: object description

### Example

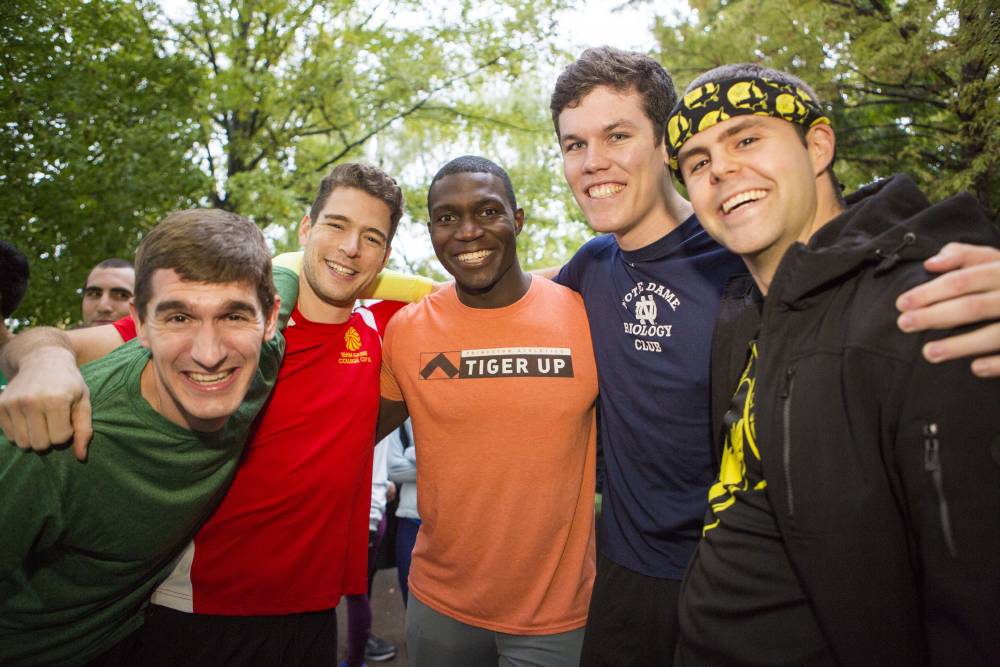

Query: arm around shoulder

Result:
[0,326,114,459]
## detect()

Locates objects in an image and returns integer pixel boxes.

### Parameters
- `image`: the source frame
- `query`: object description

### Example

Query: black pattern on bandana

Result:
[666,77,830,176]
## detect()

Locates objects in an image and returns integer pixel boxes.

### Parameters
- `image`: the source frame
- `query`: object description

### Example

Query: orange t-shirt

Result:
[380,277,598,634]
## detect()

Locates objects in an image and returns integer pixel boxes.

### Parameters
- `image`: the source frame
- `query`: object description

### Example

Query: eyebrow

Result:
[430,196,507,217]
[559,119,638,144]
[323,213,387,242]
[678,118,766,167]
[154,299,259,316]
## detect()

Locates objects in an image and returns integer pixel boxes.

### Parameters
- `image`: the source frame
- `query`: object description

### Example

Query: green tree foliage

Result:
[653,0,999,219]
[163,0,568,234]
[1,0,570,326]
[1,0,208,327]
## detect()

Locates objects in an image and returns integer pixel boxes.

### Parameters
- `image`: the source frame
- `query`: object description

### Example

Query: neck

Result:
[614,174,694,251]
[295,274,353,324]
[456,262,532,309]
[750,196,846,296]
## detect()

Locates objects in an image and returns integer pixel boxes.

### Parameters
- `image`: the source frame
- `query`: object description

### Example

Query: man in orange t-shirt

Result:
[379,156,598,666]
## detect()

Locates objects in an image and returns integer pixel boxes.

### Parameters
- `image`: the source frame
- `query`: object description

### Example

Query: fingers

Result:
[897,242,1000,314]
[897,287,1000,332]
[922,321,1000,375]
[971,355,1000,378]
[0,391,78,451]
[922,242,1000,273]
[72,394,93,462]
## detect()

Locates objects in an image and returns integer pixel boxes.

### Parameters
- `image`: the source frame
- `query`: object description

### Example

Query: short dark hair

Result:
[309,163,404,244]
[685,63,842,197]
[133,209,275,322]
[84,258,134,291]
[0,240,30,318]
[428,156,518,214]
[91,257,134,273]
[550,47,677,145]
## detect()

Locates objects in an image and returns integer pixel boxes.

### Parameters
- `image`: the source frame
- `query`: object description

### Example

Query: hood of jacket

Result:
[771,175,995,307]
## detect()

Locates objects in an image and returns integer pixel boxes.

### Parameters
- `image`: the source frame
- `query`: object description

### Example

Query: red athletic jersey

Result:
[115,301,405,615]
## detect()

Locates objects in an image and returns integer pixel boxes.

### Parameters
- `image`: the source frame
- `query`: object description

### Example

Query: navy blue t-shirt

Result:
[556,215,744,578]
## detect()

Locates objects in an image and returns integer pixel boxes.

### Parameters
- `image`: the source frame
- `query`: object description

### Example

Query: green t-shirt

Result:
[0,266,295,665]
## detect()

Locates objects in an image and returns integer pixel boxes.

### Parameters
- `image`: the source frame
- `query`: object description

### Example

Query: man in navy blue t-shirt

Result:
[546,47,1000,666]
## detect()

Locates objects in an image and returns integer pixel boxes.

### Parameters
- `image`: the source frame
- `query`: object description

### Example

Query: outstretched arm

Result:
[0,325,124,460]
[897,243,1000,377]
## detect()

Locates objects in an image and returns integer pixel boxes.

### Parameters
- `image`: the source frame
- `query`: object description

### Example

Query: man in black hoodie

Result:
[667,63,1000,666]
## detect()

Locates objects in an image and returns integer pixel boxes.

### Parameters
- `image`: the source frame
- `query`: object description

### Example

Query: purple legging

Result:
[394,517,420,606]
[344,517,386,667]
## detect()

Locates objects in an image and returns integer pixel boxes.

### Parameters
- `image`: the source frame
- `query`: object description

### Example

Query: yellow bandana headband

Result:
[666,77,830,177]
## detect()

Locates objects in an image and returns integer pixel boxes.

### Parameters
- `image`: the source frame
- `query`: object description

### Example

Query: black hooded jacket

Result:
[708,175,1000,665]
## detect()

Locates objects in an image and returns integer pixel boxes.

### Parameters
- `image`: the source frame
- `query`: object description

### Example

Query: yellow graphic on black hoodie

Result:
[704,341,765,534]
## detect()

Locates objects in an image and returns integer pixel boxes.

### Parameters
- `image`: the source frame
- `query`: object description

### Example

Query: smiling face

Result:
[678,114,836,291]
[298,186,393,323]
[82,266,135,326]
[427,171,527,308]
[134,269,279,432]
[558,86,675,250]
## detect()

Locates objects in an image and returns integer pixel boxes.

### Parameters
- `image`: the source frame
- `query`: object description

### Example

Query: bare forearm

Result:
[0,327,74,378]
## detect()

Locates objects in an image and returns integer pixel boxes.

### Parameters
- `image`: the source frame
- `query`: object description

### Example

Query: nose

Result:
[583,144,610,174]
[709,150,738,182]
[96,294,114,315]
[189,322,227,369]
[338,232,361,258]
[454,216,483,242]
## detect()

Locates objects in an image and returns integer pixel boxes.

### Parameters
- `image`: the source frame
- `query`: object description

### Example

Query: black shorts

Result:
[580,551,681,667]
[117,604,338,666]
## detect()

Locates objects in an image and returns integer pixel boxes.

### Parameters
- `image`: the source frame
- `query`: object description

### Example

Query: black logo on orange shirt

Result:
[419,347,574,380]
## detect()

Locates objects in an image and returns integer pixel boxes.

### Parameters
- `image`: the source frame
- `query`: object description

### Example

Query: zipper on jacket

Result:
[923,422,958,558]
[780,365,797,517]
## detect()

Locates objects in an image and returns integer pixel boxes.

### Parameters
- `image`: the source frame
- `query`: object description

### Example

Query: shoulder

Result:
[383,289,451,340]
[356,299,408,334]
[572,234,618,263]
[82,339,146,405]
[535,275,586,307]
[557,234,617,289]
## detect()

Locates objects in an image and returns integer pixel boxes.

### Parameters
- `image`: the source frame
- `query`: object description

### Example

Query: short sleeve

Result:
[379,318,403,402]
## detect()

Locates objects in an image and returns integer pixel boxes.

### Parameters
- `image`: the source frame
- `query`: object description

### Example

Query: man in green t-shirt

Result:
[0,209,290,665]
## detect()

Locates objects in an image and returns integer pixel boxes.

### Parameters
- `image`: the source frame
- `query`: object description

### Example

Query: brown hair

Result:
[133,209,275,321]
[309,163,404,243]
[550,47,678,145]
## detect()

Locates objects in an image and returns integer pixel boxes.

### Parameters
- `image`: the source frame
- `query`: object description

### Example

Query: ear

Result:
[379,246,392,271]
[806,124,836,176]
[129,302,150,350]
[297,214,313,248]
[513,208,525,236]
[262,296,280,342]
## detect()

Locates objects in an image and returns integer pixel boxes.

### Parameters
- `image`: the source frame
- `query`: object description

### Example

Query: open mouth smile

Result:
[456,249,494,265]
[183,369,238,389]
[721,190,768,215]
[325,259,357,277]
[587,183,625,199]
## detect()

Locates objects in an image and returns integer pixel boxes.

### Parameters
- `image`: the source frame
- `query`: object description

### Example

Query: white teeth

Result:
[325,260,357,276]
[722,190,767,214]
[457,249,492,264]
[188,371,232,384]
[587,183,625,199]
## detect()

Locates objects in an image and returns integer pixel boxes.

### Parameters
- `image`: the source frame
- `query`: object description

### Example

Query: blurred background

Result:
[2,0,996,327]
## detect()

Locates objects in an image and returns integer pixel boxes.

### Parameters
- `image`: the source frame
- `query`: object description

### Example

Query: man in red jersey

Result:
[0,163,429,664]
